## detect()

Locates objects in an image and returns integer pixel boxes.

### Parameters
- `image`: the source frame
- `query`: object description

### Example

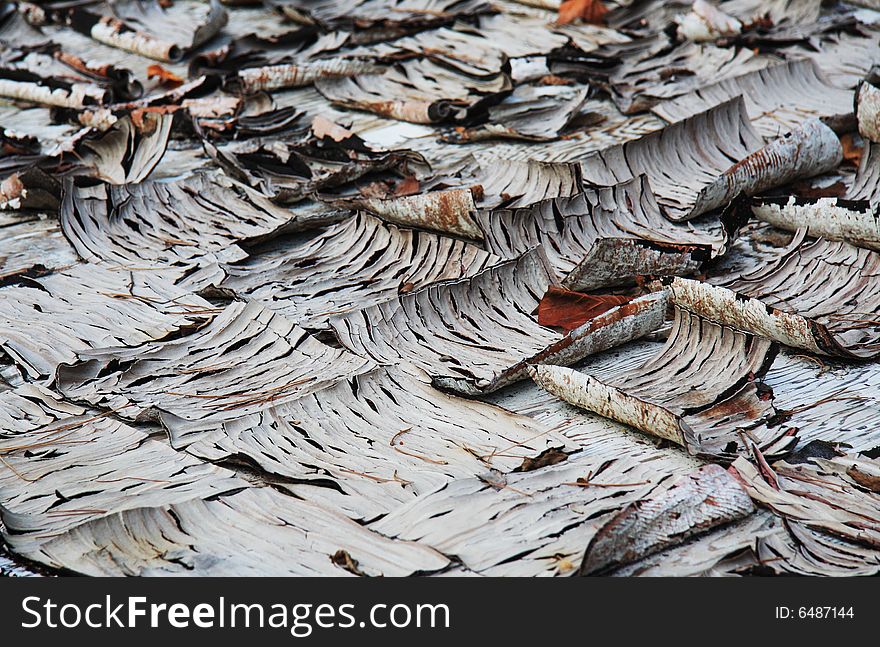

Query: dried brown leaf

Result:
[147,64,184,87]
[558,0,608,26]
[538,286,630,333]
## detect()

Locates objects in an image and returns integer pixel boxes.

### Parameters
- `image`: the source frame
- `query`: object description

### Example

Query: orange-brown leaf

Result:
[558,0,608,26]
[394,175,420,197]
[312,115,355,142]
[840,133,864,169]
[146,64,184,87]
[538,286,630,332]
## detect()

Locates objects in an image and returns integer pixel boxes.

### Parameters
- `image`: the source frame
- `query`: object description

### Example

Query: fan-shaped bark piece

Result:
[27,487,450,576]
[652,60,854,138]
[673,243,880,358]
[580,100,842,221]
[857,81,880,143]
[56,300,376,439]
[468,158,584,209]
[316,59,512,124]
[530,307,794,461]
[207,133,425,205]
[186,366,577,519]
[475,175,726,283]
[747,195,880,250]
[77,110,173,184]
[219,212,498,329]
[780,27,880,90]
[0,264,214,381]
[731,451,880,576]
[0,385,245,557]
[0,215,77,277]
[330,249,668,395]
[337,188,481,239]
[848,141,880,205]
[608,510,783,576]
[583,34,772,114]
[69,0,228,62]
[60,172,317,272]
[696,118,842,212]
[269,0,493,37]
[579,98,763,220]
[580,464,755,574]
[444,85,589,143]
[369,444,696,575]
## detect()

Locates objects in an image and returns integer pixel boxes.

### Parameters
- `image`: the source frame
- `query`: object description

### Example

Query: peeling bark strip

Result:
[475,175,725,279]
[219,212,498,330]
[857,81,880,143]
[61,172,309,272]
[731,452,880,575]
[56,301,376,440]
[339,188,482,239]
[563,238,711,292]
[204,128,426,205]
[576,32,770,114]
[682,238,880,357]
[444,84,589,143]
[72,13,183,63]
[330,249,667,395]
[70,0,228,62]
[234,58,382,93]
[530,306,795,461]
[652,59,854,138]
[315,59,512,124]
[749,195,880,251]
[580,465,755,575]
[579,98,765,221]
[185,367,577,519]
[0,264,214,381]
[0,78,107,109]
[0,46,142,109]
[695,118,843,214]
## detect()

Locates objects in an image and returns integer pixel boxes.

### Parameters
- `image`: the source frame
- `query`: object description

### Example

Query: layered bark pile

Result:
[2,0,880,577]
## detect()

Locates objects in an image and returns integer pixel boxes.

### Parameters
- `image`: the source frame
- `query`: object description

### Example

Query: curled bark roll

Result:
[232,59,382,94]
[0,78,108,109]
[857,81,880,143]
[71,11,184,63]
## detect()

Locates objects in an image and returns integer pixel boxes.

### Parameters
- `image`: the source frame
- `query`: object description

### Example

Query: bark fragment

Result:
[530,306,796,460]
[217,212,498,329]
[857,80,880,143]
[330,249,667,395]
[581,464,755,574]
[748,195,880,251]
[475,175,726,281]
[56,301,376,440]
[652,59,854,138]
